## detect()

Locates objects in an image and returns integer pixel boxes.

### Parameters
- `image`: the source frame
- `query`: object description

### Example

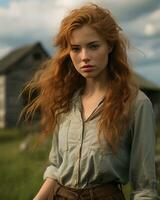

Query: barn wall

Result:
[5,47,47,127]
[0,75,6,128]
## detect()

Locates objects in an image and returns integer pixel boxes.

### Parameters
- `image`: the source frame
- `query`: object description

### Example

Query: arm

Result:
[33,178,55,200]
[129,97,159,199]
[34,125,61,200]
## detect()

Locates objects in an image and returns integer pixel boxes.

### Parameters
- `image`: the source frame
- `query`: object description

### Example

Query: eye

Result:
[89,44,100,50]
[71,46,80,53]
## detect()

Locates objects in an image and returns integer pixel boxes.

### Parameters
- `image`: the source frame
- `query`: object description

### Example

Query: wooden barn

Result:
[0,42,49,128]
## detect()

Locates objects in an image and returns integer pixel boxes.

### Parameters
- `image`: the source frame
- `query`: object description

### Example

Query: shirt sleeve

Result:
[43,124,62,180]
[129,98,160,199]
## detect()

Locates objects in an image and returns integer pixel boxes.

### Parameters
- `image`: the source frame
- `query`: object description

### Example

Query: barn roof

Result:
[0,42,49,74]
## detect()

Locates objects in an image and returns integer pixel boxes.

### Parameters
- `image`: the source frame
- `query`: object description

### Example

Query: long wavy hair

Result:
[20,3,138,151]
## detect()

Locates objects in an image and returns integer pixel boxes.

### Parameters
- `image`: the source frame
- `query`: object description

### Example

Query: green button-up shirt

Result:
[44,90,159,199]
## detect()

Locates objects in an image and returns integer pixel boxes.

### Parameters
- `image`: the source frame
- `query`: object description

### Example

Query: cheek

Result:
[97,52,108,65]
[70,54,77,64]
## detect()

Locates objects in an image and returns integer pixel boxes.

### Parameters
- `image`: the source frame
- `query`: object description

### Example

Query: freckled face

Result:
[69,25,111,81]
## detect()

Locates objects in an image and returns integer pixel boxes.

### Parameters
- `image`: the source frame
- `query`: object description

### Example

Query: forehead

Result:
[69,25,103,45]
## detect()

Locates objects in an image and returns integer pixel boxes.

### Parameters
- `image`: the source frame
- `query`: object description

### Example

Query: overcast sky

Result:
[0,0,160,84]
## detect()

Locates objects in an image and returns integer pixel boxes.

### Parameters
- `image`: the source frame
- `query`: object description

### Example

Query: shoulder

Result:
[133,89,153,112]
[129,90,156,140]
[135,89,150,102]
[129,89,154,126]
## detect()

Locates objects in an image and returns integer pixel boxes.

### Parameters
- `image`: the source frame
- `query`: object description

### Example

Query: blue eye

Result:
[71,47,80,52]
[89,44,99,50]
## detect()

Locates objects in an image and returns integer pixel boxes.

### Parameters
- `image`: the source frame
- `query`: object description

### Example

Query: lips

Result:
[82,65,94,68]
[81,65,94,72]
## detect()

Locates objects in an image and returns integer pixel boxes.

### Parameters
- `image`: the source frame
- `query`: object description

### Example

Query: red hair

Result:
[20,3,138,151]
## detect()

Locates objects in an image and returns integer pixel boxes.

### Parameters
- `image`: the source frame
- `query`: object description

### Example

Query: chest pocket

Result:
[89,141,113,156]
[58,119,71,154]
[87,129,113,157]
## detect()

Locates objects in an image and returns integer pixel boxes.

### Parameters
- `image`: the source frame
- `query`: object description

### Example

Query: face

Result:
[69,25,111,81]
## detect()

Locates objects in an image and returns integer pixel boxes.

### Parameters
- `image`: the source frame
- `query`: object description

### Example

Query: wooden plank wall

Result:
[5,47,47,127]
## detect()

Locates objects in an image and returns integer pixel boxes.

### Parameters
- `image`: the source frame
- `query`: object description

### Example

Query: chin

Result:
[83,75,97,80]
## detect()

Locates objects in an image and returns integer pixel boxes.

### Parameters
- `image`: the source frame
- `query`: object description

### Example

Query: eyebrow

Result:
[70,41,101,46]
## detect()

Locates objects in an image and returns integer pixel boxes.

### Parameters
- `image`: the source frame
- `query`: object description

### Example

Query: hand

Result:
[33,178,55,200]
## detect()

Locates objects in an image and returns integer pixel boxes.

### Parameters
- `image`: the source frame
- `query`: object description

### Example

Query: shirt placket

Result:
[71,102,84,188]
[75,98,104,188]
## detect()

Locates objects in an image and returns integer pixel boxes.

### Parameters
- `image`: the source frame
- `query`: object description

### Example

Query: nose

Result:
[80,48,90,63]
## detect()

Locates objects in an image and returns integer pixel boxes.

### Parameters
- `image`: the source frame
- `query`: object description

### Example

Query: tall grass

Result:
[0,128,51,200]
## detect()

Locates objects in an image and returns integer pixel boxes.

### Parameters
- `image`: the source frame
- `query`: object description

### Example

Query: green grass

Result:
[0,127,159,199]
[0,128,51,200]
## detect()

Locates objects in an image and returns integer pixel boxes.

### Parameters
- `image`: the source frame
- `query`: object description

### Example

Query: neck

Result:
[83,77,107,97]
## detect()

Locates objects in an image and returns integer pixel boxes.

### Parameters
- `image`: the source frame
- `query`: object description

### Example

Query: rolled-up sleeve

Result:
[129,98,160,199]
[43,125,62,180]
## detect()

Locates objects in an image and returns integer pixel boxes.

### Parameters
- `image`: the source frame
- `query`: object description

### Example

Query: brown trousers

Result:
[48,181,126,200]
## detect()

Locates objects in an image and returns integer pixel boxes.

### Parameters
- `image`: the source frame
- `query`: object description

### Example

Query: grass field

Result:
[0,127,159,199]
[0,128,50,200]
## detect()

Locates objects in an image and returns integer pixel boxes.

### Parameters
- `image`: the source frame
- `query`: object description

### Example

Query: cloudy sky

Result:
[0,0,160,84]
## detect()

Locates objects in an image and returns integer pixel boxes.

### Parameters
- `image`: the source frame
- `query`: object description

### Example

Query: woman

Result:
[22,3,159,200]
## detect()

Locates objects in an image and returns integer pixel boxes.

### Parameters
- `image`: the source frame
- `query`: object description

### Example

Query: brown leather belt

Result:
[50,181,124,200]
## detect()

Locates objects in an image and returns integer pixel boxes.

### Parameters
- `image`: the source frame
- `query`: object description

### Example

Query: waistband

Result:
[52,181,124,200]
